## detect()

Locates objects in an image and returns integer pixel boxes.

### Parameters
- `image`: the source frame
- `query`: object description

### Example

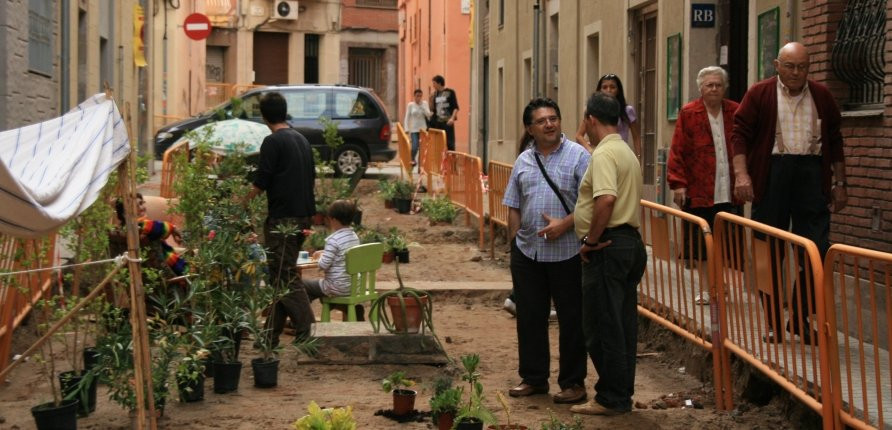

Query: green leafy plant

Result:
[429,378,462,421]
[303,229,328,252]
[377,178,396,201]
[292,401,356,430]
[357,226,385,245]
[383,227,408,252]
[381,370,416,393]
[455,354,496,427]
[175,348,208,392]
[421,196,458,224]
[391,179,415,200]
[539,410,584,430]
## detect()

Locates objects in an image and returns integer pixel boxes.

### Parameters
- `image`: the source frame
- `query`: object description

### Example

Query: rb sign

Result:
[691,4,716,28]
[184,13,212,40]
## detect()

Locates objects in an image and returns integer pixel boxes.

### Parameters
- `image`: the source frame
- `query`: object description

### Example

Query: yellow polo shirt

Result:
[574,133,642,239]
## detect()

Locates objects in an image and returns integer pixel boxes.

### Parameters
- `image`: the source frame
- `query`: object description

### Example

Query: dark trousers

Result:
[681,202,740,260]
[430,122,456,151]
[509,240,587,389]
[581,226,647,411]
[264,217,314,346]
[753,155,829,336]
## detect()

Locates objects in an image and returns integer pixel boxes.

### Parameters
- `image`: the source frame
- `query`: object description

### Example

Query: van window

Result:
[284,90,328,120]
[333,91,378,119]
[236,94,263,119]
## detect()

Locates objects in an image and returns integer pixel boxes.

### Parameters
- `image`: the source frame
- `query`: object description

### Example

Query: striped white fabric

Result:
[317,228,361,297]
[0,93,130,237]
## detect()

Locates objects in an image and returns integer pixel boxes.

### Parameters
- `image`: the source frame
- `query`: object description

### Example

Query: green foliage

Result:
[455,354,496,426]
[539,411,585,430]
[429,380,462,416]
[377,179,396,201]
[383,227,408,252]
[421,196,458,223]
[357,226,385,245]
[381,370,416,393]
[391,179,414,200]
[175,348,208,388]
[292,401,356,430]
[303,229,328,252]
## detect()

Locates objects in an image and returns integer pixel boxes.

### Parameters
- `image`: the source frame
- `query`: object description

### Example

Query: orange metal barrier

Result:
[824,244,892,430]
[419,129,447,194]
[396,122,414,182]
[0,234,57,371]
[487,161,512,257]
[444,152,485,249]
[714,212,832,429]
[637,200,726,409]
[160,140,189,198]
[205,83,232,108]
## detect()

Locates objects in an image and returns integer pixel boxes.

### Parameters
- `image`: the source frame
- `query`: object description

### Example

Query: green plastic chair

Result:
[320,242,385,323]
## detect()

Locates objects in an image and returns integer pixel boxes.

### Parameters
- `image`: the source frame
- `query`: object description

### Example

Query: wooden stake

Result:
[120,99,157,430]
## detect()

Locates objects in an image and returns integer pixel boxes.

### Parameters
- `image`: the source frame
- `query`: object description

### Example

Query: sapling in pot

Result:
[382,370,417,416]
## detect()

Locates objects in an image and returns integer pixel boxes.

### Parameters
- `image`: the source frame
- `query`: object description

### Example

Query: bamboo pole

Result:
[120,98,157,429]
[0,262,123,382]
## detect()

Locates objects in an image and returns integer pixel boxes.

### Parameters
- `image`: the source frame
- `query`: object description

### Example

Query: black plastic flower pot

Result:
[177,374,205,403]
[202,357,214,378]
[455,417,484,430]
[31,398,78,430]
[353,209,363,226]
[251,357,280,388]
[82,347,100,372]
[212,361,243,394]
[59,370,97,416]
[394,198,412,214]
[395,249,410,263]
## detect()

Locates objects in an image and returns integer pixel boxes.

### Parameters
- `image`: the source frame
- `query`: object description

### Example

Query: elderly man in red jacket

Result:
[731,42,847,345]
[667,66,741,266]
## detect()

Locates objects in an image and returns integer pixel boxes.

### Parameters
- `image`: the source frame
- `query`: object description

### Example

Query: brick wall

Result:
[341,0,399,32]
[801,0,892,253]
[0,0,59,131]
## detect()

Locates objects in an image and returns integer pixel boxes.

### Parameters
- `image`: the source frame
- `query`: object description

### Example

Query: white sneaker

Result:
[503,298,517,316]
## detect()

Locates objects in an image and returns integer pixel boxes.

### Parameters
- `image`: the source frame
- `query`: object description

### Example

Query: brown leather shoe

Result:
[569,400,629,416]
[508,383,548,397]
[552,385,587,404]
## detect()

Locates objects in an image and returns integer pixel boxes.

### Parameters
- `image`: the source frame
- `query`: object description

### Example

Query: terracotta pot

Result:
[392,388,417,416]
[384,199,394,209]
[382,251,395,263]
[436,411,456,430]
[386,294,429,334]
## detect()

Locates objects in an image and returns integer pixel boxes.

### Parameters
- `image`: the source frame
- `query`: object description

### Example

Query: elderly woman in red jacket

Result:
[667,66,741,263]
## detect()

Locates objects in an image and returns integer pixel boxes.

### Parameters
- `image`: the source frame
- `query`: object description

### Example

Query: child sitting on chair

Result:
[304,200,361,306]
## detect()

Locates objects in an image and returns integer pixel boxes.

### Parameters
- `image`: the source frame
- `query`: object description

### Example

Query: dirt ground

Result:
[0,176,806,429]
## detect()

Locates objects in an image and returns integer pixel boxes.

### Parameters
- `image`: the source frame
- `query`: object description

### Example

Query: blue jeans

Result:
[581,225,646,411]
[410,132,420,163]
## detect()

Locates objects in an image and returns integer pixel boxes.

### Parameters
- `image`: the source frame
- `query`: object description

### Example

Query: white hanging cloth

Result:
[0,93,131,238]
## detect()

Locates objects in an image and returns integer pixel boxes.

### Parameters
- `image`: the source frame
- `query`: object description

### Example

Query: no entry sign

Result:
[184,13,212,40]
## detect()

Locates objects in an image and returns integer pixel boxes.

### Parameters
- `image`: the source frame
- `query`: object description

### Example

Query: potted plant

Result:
[378,178,396,209]
[488,391,527,429]
[303,229,328,253]
[384,227,410,264]
[391,179,415,214]
[430,378,462,430]
[175,348,208,402]
[454,354,496,430]
[30,296,79,430]
[292,401,356,430]
[369,255,433,335]
[382,370,417,416]
[421,196,459,226]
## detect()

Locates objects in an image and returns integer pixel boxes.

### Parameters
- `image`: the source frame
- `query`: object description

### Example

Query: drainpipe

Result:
[61,1,70,111]
[532,0,540,98]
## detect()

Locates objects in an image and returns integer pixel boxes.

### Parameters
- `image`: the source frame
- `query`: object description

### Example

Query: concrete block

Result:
[307,322,447,365]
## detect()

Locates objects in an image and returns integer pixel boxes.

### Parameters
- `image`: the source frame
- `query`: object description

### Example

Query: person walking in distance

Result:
[574,74,641,159]
[429,75,459,151]
[571,93,646,416]
[503,98,590,405]
[731,41,847,345]
[403,89,432,168]
[244,92,317,347]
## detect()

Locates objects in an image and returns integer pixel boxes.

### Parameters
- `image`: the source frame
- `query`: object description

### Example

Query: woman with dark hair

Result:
[574,74,641,159]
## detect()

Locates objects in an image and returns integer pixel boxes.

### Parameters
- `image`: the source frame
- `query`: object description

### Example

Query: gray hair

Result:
[696,66,728,87]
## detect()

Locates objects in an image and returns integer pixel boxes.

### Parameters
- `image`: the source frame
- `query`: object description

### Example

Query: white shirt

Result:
[707,109,731,204]
[403,101,432,133]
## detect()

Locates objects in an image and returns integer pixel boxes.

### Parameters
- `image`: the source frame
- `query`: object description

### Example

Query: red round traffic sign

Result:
[183,13,212,40]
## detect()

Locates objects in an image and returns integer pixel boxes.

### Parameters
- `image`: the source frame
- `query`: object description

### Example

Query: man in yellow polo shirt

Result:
[570,92,646,416]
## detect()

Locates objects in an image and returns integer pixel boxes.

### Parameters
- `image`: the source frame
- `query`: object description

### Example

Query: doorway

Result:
[253,32,289,85]
[635,12,658,201]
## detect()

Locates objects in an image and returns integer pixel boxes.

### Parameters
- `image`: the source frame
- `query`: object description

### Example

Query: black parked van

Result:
[154,84,395,176]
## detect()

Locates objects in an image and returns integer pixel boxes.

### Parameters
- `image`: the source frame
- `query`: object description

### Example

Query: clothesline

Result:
[0,253,142,278]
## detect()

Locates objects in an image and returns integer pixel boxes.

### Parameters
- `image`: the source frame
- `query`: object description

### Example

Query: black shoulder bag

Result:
[533,153,571,215]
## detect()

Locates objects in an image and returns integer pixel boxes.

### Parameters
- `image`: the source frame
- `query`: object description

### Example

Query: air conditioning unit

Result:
[272,1,298,20]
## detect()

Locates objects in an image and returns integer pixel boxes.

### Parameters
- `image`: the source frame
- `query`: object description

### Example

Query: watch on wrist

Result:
[581,235,597,246]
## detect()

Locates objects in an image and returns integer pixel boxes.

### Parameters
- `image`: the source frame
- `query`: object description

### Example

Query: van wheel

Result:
[334,143,368,177]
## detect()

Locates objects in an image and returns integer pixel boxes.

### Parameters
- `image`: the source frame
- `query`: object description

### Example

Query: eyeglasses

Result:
[532,116,560,127]
[779,62,809,72]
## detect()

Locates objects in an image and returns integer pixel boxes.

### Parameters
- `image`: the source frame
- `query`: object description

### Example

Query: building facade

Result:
[152,0,399,123]
[397,0,472,153]
[470,0,891,252]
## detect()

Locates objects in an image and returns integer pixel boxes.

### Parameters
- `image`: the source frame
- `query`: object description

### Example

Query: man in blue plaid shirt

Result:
[503,98,591,404]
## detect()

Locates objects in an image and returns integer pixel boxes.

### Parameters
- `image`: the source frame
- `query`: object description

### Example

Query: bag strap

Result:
[533,152,571,215]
